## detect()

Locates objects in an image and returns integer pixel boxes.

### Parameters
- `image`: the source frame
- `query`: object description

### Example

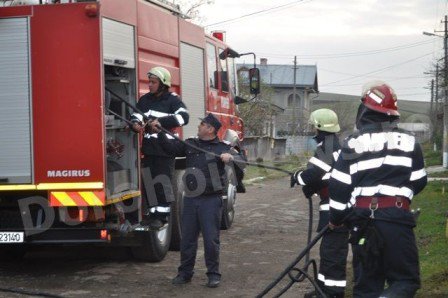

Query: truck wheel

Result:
[131,216,172,262]
[221,167,237,230]
[169,169,184,251]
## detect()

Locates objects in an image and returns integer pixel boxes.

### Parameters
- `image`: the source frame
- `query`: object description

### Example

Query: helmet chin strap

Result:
[148,79,167,96]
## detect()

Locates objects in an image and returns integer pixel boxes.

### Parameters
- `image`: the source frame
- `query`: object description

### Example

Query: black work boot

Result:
[206,275,220,288]
[304,291,317,298]
[172,275,191,285]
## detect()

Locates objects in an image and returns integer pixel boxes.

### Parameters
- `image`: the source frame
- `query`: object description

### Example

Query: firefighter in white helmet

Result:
[130,66,189,228]
[291,108,349,298]
[329,81,427,297]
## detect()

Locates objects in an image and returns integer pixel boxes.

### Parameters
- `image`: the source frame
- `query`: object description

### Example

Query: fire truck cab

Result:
[0,0,260,261]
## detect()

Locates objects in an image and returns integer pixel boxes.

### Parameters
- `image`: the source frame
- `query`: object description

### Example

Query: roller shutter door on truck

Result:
[0,18,32,184]
[102,18,135,69]
[180,42,205,139]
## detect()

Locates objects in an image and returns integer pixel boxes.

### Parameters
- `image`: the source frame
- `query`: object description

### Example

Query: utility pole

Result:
[430,79,435,147]
[443,15,448,167]
[436,64,441,146]
[428,15,448,166]
[430,79,434,117]
[292,56,298,135]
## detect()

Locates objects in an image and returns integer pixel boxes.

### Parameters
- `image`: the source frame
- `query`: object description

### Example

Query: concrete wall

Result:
[285,136,316,155]
[243,136,286,161]
[243,135,316,160]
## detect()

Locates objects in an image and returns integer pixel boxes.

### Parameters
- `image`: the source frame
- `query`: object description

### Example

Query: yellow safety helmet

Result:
[147,66,171,87]
[309,108,340,133]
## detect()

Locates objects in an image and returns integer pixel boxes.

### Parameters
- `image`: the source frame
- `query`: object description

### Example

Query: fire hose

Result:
[106,89,332,296]
[256,219,329,298]
[105,88,295,175]
[0,287,63,298]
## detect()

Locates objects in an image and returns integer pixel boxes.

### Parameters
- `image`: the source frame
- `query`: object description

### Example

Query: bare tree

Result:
[173,0,214,23]
[237,72,276,136]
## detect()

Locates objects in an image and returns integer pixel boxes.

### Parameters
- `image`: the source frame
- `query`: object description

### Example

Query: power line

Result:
[319,68,426,80]
[321,52,434,86]
[256,39,438,60]
[326,78,428,88]
[205,0,311,27]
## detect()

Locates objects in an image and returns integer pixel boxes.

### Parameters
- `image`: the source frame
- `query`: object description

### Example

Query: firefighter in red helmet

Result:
[329,81,427,297]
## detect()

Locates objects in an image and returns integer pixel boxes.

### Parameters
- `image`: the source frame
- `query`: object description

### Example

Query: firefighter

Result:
[328,81,427,298]
[290,108,348,298]
[152,113,243,288]
[130,66,189,228]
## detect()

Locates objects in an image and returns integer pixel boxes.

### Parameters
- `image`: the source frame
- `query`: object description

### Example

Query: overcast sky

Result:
[197,0,447,102]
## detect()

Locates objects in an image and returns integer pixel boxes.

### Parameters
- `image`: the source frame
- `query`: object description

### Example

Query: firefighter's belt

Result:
[356,196,409,211]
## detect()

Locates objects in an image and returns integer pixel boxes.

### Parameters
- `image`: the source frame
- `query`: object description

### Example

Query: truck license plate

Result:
[0,232,24,243]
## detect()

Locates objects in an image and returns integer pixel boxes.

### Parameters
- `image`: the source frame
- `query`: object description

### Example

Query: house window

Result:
[287,94,301,108]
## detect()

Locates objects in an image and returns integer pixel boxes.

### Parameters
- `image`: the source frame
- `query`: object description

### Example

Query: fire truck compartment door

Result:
[102,18,135,69]
[180,42,205,139]
[0,17,32,184]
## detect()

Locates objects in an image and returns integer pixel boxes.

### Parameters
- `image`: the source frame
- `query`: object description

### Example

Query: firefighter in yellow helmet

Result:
[130,66,189,228]
[291,108,349,298]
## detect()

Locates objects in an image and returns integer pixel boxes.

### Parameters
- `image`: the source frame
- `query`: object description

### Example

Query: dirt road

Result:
[0,177,322,297]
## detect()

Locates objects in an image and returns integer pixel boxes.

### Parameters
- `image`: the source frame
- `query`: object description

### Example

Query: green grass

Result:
[422,142,442,167]
[428,170,448,178]
[243,155,310,182]
[413,181,448,297]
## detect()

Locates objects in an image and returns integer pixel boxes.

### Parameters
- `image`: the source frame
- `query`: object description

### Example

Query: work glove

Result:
[130,122,143,133]
[302,185,316,198]
[290,172,298,188]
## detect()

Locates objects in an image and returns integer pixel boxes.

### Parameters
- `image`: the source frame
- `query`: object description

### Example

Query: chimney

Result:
[260,58,268,66]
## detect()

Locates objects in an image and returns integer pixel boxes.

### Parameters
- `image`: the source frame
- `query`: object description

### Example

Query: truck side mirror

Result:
[249,68,260,95]
[219,47,240,60]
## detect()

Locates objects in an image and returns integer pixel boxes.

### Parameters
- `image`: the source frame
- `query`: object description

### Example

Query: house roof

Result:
[237,63,318,91]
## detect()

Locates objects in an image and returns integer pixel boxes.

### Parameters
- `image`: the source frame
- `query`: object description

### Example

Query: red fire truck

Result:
[0,0,259,261]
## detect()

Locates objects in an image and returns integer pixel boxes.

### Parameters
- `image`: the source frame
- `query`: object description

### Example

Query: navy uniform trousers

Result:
[317,203,349,298]
[352,218,420,298]
[178,194,222,279]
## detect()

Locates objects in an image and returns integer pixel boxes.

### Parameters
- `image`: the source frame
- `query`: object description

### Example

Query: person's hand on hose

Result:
[131,122,143,133]
[290,174,297,188]
[149,119,162,133]
[302,185,316,198]
[290,171,299,188]
[221,153,234,163]
[329,222,343,230]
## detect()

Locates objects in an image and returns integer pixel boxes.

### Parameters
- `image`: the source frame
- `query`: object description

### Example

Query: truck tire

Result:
[221,166,237,230]
[131,215,172,262]
[169,169,184,251]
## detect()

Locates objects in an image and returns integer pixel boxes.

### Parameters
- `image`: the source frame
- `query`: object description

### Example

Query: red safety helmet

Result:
[361,81,399,116]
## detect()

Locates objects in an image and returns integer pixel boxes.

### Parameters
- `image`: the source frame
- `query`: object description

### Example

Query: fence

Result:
[243,135,315,161]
